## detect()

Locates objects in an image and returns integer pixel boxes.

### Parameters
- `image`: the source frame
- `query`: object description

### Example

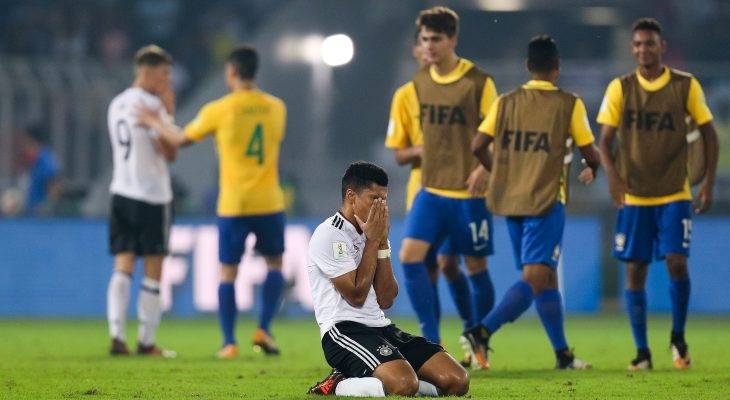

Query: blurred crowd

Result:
[1,0,730,218]
[0,0,286,217]
[0,0,286,97]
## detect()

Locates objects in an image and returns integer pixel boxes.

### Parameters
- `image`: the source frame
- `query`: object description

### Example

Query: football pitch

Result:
[1,316,729,399]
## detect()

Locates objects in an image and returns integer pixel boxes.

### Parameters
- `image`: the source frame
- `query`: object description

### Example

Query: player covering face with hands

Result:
[307,162,469,397]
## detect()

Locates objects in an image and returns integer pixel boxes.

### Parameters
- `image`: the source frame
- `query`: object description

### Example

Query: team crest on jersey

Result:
[332,242,347,260]
[377,344,393,356]
[551,245,561,261]
[615,233,626,252]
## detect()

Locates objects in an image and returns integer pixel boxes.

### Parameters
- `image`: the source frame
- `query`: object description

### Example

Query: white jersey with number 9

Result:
[108,87,172,204]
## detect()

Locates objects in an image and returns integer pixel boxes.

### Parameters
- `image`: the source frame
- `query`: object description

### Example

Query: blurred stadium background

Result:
[2,0,730,320]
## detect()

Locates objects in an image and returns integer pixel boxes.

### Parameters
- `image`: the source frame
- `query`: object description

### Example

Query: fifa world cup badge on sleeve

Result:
[333,242,347,260]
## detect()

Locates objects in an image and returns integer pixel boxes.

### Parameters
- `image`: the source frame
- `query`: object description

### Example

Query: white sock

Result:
[417,380,440,397]
[334,377,385,397]
[107,271,132,341]
[137,277,161,346]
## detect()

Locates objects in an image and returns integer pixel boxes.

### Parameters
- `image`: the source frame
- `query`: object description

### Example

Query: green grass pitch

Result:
[1,316,729,399]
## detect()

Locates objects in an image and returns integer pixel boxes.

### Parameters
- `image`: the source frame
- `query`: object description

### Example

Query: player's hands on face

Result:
[578,167,595,184]
[355,199,387,243]
[466,165,488,196]
[694,182,713,214]
[160,83,176,114]
[380,199,390,248]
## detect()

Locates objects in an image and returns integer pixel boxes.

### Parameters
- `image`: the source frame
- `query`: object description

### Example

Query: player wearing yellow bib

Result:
[394,8,497,369]
[465,35,598,371]
[385,28,486,368]
[139,45,288,359]
[597,19,719,371]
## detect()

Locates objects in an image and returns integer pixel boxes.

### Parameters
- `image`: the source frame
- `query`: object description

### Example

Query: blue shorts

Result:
[405,190,493,257]
[217,212,286,265]
[506,202,565,269]
[613,201,691,263]
[436,237,455,256]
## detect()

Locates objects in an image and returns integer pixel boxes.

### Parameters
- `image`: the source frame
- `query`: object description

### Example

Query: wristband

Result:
[377,248,391,259]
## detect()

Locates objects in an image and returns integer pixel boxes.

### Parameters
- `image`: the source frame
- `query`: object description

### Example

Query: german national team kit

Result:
[108,87,173,256]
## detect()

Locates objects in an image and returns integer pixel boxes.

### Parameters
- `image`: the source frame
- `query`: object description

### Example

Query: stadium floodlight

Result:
[320,34,354,67]
[477,0,524,11]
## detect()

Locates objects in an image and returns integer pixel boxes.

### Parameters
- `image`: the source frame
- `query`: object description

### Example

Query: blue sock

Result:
[535,289,568,351]
[482,280,533,334]
[432,282,442,325]
[469,270,495,322]
[259,270,285,334]
[218,283,237,345]
[403,262,440,343]
[670,278,690,337]
[447,272,475,330]
[625,289,648,350]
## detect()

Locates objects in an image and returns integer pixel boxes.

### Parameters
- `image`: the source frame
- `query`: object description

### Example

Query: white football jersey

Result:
[108,87,172,204]
[308,212,391,338]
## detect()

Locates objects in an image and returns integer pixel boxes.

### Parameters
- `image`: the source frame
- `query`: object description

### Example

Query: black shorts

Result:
[109,194,171,256]
[321,321,443,378]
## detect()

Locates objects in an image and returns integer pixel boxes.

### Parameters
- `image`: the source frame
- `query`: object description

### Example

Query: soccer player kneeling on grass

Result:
[465,35,600,370]
[306,162,469,397]
[106,45,178,357]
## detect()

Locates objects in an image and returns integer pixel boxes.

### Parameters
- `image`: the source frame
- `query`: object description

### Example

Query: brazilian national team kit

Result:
[462,79,596,370]
[185,88,288,353]
[390,58,498,345]
[598,66,713,369]
[598,68,710,263]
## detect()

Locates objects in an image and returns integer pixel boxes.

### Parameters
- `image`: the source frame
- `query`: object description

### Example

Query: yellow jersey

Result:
[185,89,286,216]
[596,67,713,205]
[386,58,497,202]
[385,82,423,211]
[478,80,595,204]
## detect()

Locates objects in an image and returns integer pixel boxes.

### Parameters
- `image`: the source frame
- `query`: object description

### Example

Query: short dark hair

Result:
[226,45,258,80]
[416,6,459,38]
[527,35,559,73]
[341,161,389,201]
[134,45,172,67]
[632,18,662,35]
[24,124,49,145]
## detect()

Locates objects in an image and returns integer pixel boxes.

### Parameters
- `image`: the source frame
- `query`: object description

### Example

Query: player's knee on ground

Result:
[114,253,136,275]
[438,255,460,281]
[398,239,430,264]
[441,369,469,396]
[416,352,469,396]
[463,255,486,276]
[522,264,556,294]
[432,364,469,396]
[665,254,688,279]
[374,361,419,397]
[220,264,238,283]
[625,262,649,290]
